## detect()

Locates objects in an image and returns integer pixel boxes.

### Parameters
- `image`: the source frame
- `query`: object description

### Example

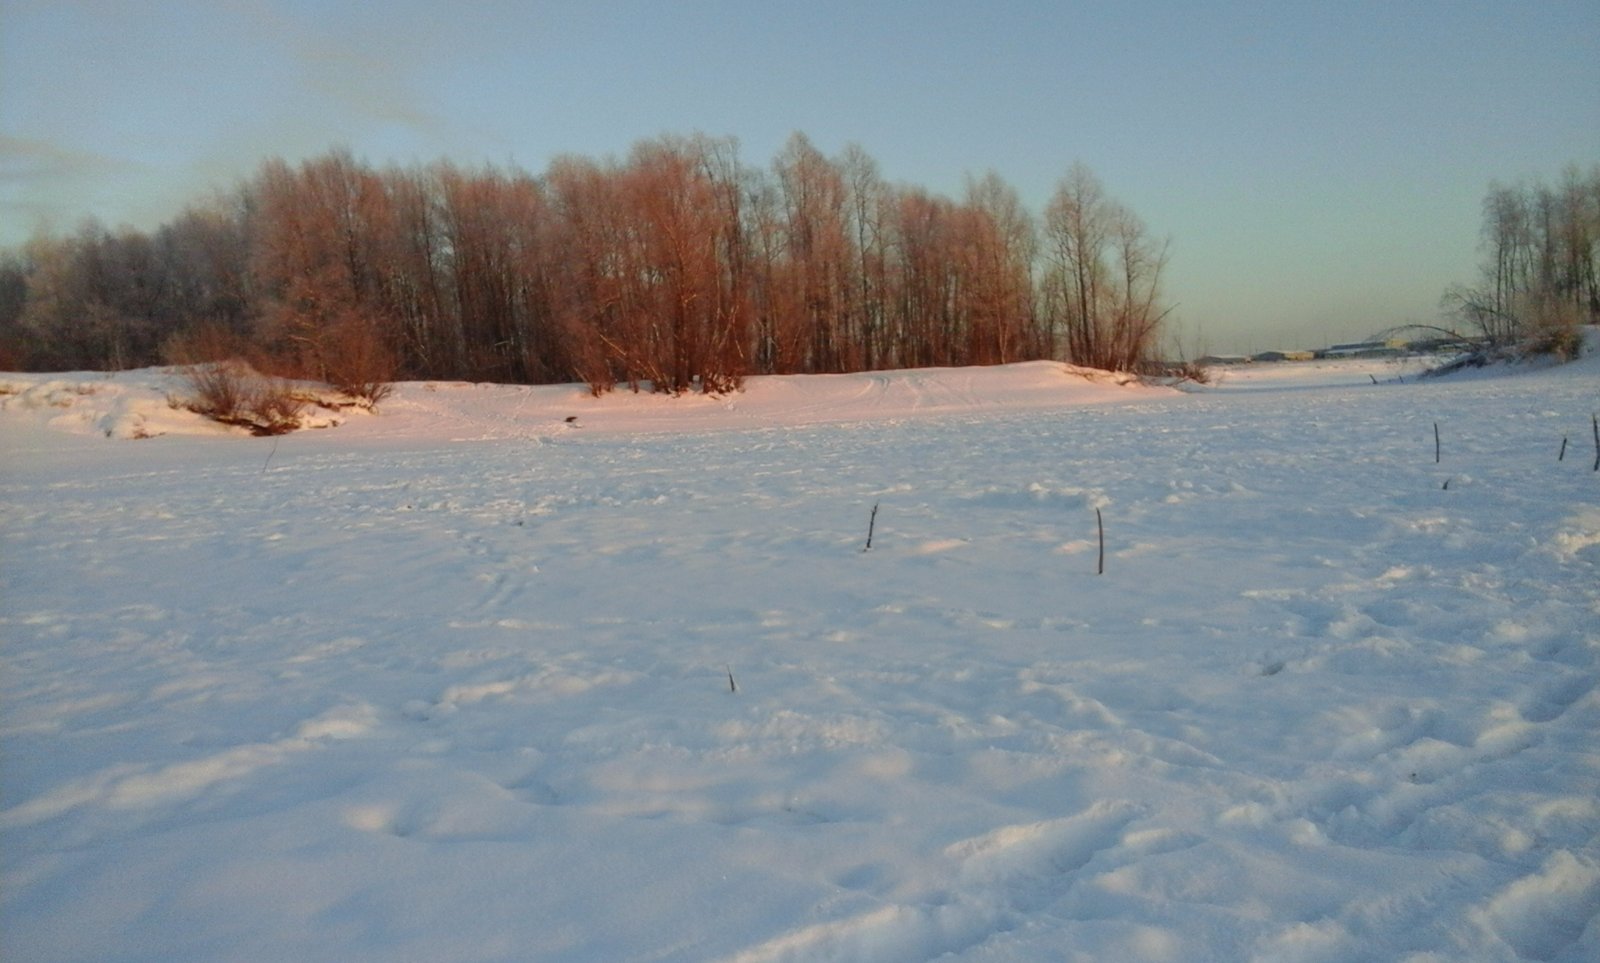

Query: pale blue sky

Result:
[3,0,1596,352]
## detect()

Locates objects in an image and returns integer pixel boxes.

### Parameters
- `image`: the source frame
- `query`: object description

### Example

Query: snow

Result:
[2,345,1598,962]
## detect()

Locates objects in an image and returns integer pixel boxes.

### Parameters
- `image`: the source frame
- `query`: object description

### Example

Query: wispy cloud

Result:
[0,136,158,240]
[222,0,456,146]
[0,135,140,185]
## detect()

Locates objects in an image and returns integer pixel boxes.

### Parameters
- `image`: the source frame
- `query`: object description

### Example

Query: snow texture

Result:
[2,347,1598,962]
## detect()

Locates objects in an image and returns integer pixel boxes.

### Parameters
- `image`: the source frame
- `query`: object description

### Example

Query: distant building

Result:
[1251,350,1315,363]
[1319,340,1404,359]
[1196,354,1251,366]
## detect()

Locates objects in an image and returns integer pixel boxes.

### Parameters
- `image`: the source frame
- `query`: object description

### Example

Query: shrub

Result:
[179,360,305,435]
[1166,359,1212,385]
[319,314,397,407]
[183,359,253,422]
[163,322,255,369]
[1521,322,1584,362]
[1137,358,1211,385]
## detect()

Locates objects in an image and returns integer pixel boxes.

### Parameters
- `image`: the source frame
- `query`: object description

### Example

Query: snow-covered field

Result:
[3,347,1597,962]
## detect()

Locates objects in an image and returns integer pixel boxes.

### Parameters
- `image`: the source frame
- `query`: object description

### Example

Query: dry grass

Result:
[1138,358,1212,386]
[178,360,305,435]
[1520,322,1585,362]
[167,320,394,428]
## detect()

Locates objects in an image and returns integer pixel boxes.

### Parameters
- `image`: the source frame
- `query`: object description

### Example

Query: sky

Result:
[2,1,1597,354]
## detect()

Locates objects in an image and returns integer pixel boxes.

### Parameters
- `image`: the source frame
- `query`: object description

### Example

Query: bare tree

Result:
[1041,164,1169,371]
[692,134,753,390]
[248,150,404,396]
[2,135,1188,383]
[14,222,175,370]
[155,197,257,340]
[774,133,853,373]
[1107,204,1172,371]
[1043,163,1110,366]
[962,171,1037,364]
[887,187,959,368]
[0,250,29,368]
[1446,167,1599,349]
[840,143,889,370]
[741,166,792,374]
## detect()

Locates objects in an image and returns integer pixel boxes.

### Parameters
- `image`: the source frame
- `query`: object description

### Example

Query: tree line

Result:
[1444,165,1600,351]
[0,134,1174,393]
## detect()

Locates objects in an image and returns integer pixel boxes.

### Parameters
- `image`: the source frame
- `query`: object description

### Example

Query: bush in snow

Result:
[177,360,305,435]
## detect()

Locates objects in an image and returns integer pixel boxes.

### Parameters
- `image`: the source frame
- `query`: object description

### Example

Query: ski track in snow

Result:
[1,353,1598,961]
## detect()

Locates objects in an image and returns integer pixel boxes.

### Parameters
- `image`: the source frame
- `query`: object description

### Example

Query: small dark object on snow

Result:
[565,415,578,423]
[1096,507,1105,575]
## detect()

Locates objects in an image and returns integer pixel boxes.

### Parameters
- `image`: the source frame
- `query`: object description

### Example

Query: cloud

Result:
[0,137,160,242]
[0,135,139,185]
[222,0,457,147]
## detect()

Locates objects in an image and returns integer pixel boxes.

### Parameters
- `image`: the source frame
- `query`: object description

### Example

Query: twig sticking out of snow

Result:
[1434,421,1441,464]
[1096,507,1105,575]
[726,665,738,694]
[863,501,879,552]
[1559,435,1567,461]
[1592,414,1598,471]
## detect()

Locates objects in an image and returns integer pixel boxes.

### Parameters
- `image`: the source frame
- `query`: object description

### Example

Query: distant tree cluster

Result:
[1444,165,1600,352]
[0,134,1172,391]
